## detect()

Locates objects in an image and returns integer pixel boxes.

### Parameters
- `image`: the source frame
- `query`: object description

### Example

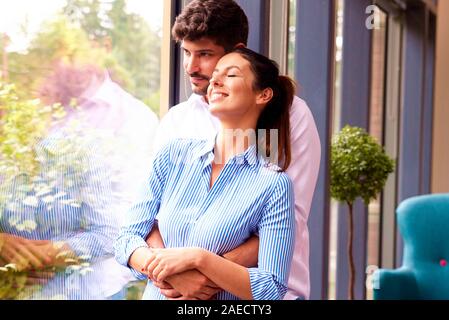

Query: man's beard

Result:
[189,72,210,96]
[192,85,209,96]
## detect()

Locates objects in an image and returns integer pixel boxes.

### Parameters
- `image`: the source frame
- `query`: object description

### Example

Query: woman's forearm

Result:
[128,246,152,275]
[143,247,254,299]
[195,249,253,300]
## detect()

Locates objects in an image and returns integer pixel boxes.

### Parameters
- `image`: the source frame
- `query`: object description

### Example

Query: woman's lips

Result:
[209,92,229,103]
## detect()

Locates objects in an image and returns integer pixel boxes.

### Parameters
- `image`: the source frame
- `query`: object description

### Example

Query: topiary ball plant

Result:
[330,125,395,300]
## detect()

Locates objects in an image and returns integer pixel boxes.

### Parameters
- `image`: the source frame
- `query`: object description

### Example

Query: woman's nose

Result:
[210,75,223,87]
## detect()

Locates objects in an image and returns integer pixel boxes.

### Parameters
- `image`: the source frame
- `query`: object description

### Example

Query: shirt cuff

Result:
[116,237,150,280]
[125,237,149,265]
[247,267,287,300]
[130,268,149,281]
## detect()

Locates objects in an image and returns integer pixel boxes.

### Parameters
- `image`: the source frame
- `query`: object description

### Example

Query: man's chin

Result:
[191,85,208,96]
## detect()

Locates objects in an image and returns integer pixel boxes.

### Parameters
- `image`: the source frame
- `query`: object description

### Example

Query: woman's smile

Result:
[209,91,229,103]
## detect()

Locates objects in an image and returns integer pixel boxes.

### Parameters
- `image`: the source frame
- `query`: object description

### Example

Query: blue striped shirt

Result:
[115,138,296,300]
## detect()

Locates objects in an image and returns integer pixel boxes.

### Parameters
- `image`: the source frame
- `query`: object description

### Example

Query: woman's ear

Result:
[256,88,273,105]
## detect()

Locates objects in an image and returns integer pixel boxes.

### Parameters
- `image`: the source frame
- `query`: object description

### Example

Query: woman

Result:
[115,48,296,300]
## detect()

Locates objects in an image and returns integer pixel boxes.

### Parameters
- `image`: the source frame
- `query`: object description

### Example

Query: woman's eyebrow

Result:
[213,65,242,73]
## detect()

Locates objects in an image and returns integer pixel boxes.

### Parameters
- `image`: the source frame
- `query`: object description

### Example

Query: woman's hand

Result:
[143,248,205,283]
[154,270,221,300]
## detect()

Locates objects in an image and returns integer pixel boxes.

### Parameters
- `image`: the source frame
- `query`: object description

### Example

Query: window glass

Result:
[0,0,163,300]
[366,5,388,301]
[287,0,296,78]
[328,0,344,301]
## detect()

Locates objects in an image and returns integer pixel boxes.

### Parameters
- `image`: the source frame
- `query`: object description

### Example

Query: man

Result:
[146,0,321,300]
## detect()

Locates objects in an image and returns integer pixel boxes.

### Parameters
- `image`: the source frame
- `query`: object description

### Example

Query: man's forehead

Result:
[181,38,225,52]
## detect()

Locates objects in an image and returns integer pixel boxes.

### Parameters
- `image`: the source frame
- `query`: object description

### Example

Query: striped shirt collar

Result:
[193,135,262,170]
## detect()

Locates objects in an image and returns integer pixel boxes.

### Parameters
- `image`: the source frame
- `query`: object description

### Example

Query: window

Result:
[1,0,163,115]
[0,0,164,300]
[328,0,344,300]
[287,0,296,78]
[366,5,388,300]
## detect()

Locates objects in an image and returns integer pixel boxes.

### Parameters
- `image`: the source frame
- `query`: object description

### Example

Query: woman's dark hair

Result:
[232,47,295,172]
[172,0,248,52]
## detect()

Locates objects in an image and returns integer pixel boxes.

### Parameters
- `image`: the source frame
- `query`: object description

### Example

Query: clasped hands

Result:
[140,247,220,300]
[0,233,55,271]
[0,233,72,285]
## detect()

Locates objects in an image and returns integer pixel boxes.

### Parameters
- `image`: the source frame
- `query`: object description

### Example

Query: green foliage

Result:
[8,15,127,101]
[108,0,161,101]
[0,254,93,300]
[330,125,395,205]
[0,81,119,216]
[63,0,162,103]
[0,83,66,183]
[7,0,161,117]
[0,265,31,300]
[0,83,105,299]
[1,0,161,299]
[145,90,161,115]
[62,0,108,40]
[125,281,147,300]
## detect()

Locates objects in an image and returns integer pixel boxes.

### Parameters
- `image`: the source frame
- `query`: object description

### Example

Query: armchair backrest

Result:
[398,193,449,299]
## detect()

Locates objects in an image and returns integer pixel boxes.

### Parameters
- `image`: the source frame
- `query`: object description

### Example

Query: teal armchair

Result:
[373,194,449,300]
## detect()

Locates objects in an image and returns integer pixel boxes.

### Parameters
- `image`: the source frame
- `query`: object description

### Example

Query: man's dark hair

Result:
[172,0,249,51]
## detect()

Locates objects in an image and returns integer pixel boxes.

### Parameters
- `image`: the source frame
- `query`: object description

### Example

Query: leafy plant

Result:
[330,125,395,300]
[0,83,66,211]
[0,84,58,168]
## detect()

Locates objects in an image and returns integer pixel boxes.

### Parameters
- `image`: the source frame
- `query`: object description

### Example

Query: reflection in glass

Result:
[287,0,296,78]
[0,0,163,300]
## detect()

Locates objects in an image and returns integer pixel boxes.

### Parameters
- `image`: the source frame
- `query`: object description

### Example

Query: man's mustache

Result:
[188,73,210,81]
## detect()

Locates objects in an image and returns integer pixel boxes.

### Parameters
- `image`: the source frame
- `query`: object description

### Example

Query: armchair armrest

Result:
[372,268,420,300]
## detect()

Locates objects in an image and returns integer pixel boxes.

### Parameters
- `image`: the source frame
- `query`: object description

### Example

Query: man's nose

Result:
[185,56,199,74]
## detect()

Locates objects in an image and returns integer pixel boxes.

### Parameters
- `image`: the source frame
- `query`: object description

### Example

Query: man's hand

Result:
[0,233,77,272]
[25,271,56,286]
[155,269,221,300]
[34,241,76,269]
[152,280,182,299]
[222,235,259,267]
[0,233,53,271]
[145,225,214,299]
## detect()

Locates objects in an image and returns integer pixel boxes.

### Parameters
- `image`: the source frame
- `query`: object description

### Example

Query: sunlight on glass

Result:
[1,0,163,300]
